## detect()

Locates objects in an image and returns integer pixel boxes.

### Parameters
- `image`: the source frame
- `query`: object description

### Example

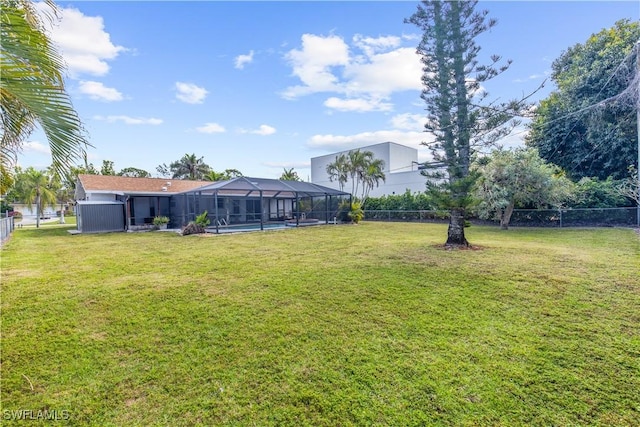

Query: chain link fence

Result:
[364,207,640,228]
[1,216,15,246]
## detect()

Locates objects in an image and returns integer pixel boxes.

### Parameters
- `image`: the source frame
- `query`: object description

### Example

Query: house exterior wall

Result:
[310,142,427,197]
[122,196,172,226]
[378,171,427,195]
[86,192,118,202]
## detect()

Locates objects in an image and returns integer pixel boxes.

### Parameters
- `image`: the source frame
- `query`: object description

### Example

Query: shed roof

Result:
[77,174,208,196]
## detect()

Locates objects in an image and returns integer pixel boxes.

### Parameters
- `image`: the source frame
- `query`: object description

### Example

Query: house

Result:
[75,175,207,232]
[310,141,429,197]
[74,174,349,233]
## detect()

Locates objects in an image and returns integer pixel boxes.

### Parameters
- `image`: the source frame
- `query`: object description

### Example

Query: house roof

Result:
[192,176,350,197]
[77,174,209,196]
[76,175,350,199]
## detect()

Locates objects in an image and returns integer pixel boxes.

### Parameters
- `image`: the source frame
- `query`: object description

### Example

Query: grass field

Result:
[1,222,639,426]
[12,215,77,229]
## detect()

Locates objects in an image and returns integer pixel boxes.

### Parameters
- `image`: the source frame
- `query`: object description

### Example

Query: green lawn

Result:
[1,222,639,426]
[13,215,76,228]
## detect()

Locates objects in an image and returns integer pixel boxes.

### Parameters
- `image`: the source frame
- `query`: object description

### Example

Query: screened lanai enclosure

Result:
[172,177,351,233]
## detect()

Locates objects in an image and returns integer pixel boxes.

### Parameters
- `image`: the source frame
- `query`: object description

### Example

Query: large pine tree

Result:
[406,0,524,246]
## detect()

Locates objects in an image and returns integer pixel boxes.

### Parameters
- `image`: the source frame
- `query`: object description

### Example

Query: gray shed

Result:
[76,201,126,233]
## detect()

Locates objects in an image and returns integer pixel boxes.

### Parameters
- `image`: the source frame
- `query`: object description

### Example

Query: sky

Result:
[17,0,640,181]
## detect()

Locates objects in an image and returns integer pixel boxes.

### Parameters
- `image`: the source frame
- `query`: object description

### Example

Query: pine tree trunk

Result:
[500,201,515,230]
[446,208,469,247]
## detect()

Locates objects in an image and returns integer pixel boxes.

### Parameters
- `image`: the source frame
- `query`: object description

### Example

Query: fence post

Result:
[559,209,563,228]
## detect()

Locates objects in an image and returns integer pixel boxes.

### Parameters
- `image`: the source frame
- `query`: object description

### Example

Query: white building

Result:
[310,142,428,197]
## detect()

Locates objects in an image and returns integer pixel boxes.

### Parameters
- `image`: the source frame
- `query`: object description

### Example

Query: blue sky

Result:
[19,1,640,180]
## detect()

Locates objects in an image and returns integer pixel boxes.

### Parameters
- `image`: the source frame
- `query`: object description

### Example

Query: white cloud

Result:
[282,34,350,99]
[175,82,208,104]
[196,123,226,134]
[390,113,425,131]
[308,129,430,152]
[78,81,123,101]
[94,115,162,125]
[23,141,51,155]
[344,47,422,96]
[282,33,422,110]
[235,50,254,69]
[37,2,126,77]
[253,125,276,135]
[239,124,277,135]
[352,34,401,57]
[324,96,393,113]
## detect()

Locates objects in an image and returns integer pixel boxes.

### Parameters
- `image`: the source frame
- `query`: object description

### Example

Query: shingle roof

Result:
[77,174,209,194]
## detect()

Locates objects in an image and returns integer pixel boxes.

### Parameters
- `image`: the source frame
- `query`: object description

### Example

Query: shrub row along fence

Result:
[364,207,640,228]
[0,216,15,246]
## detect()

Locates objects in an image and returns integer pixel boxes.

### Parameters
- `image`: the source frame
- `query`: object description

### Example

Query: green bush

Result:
[152,216,170,226]
[364,189,436,211]
[195,211,210,227]
[348,202,364,224]
[569,177,630,208]
[1,199,13,214]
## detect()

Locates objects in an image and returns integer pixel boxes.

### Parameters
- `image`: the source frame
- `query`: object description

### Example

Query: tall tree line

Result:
[526,20,639,181]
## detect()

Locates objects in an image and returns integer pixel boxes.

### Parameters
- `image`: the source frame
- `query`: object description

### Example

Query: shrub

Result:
[1,200,13,214]
[195,211,210,227]
[348,202,364,224]
[364,190,437,211]
[570,177,630,208]
[152,216,170,226]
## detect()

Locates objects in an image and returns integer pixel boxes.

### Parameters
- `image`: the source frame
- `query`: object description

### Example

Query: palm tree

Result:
[326,149,385,204]
[326,153,349,192]
[55,185,73,223]
[347,149,373,199]
[204,170,226,181]
[280,168,301,181]
[46,164,72,223]
[15,167,57,228]
[170,153,211,180]
[361,158,386,206]
[1,0,89,187]
[204,168,244,181]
